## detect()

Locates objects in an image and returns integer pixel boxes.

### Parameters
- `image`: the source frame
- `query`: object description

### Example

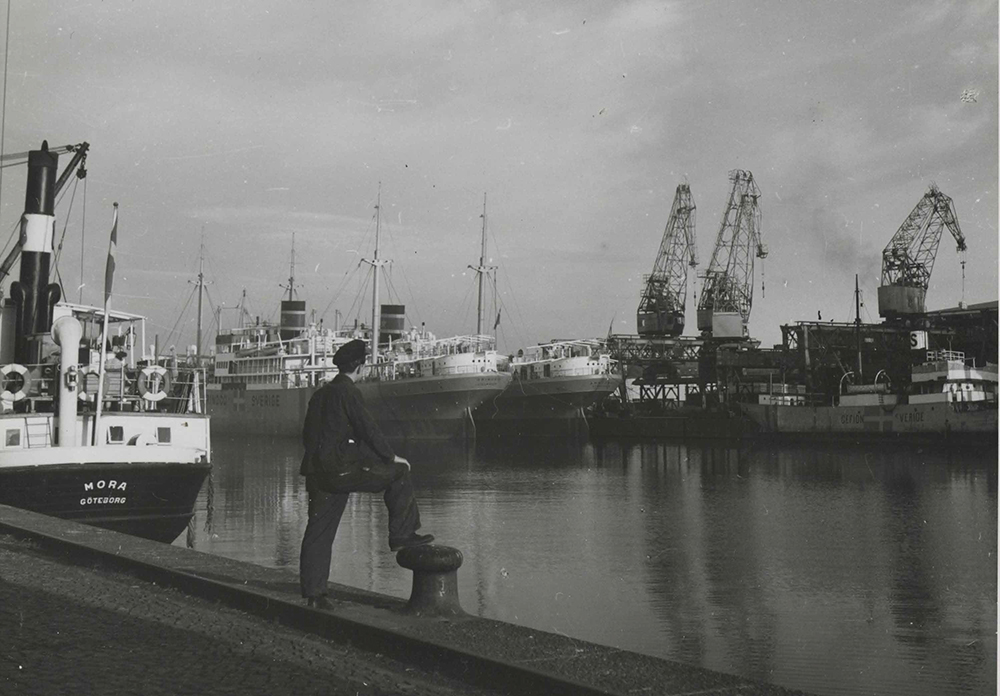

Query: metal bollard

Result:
[395,544,465,617]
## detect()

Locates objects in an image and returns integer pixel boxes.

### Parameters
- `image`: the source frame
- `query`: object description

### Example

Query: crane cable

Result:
[0,0,9,226]
[960,251,967,306]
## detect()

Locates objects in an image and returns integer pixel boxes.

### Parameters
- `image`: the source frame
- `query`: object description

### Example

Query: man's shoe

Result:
[389,533,435,552]
[306,595,335,611]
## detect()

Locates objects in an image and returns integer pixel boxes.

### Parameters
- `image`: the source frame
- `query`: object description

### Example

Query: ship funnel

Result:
[52,315,82,447]
[10,142,62,364]
[280,299,306,341]
[380,304,405,343]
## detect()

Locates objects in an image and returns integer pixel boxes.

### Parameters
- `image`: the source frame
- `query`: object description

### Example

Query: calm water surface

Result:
[177,434,997,696]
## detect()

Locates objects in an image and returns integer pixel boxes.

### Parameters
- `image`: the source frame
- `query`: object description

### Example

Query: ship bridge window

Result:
[5,428,20,447]
[108,426,124,443]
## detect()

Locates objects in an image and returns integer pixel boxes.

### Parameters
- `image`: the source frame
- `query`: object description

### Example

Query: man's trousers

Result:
[299,461,420,599]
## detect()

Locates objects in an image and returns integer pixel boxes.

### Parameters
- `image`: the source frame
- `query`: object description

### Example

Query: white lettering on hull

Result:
[83,480,128,492]
[80,497,127,505]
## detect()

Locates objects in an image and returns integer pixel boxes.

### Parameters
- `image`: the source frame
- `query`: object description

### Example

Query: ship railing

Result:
[360,362,397,382]
[79,363,210,415]
[925,349,965,364]
[517,338,607,361]
[550,366,610,377]
[435,364,496,376]
[388,334,496,360]
[0,365,210,415]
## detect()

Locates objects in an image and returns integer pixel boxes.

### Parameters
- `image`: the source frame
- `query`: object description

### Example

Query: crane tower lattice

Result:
[878,184,966,318]
[696,170,767,339]
[637,183,698,337]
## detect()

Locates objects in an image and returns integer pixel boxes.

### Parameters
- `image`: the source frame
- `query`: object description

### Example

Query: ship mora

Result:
[207,307,511,440]
[0,143,210,543]
[474,339,621,437]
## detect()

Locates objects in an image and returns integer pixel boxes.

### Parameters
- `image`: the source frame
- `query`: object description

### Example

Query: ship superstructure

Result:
[208,313,511,440]
[474,339,620,437]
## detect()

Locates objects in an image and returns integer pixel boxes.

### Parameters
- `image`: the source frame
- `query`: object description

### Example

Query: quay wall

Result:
[0,503,809,696]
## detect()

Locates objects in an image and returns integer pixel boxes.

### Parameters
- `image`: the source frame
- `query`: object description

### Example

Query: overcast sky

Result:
[2,1,996,352]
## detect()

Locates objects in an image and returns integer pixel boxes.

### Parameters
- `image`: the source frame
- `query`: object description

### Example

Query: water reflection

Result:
[179,435,997,696]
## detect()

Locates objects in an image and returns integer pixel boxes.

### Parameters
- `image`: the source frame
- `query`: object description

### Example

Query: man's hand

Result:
[394,455,411,470]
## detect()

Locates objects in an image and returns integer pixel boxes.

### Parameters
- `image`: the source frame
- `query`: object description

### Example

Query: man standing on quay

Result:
[299,339,433,609]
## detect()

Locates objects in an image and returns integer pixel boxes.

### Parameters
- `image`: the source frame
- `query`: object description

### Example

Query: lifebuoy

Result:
[0,363,30,401]
[138,365,171,402]
[78,366,96,402]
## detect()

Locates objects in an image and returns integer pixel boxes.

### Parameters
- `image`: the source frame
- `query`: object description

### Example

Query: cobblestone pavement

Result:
[0,534,499,696]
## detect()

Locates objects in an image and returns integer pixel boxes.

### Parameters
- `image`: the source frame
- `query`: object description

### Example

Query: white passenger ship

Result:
[474,339,621,437]
[207,188,511,440]
[207,314,511,440]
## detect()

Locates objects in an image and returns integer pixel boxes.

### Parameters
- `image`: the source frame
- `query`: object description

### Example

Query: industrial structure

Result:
[610,171,769,407]
[696,170,767,339]
[593,177,995,437]
[636,183,697,337]
[878,184,966,319]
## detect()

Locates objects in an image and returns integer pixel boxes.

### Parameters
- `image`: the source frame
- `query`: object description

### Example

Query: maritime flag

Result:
[104,203,118,303]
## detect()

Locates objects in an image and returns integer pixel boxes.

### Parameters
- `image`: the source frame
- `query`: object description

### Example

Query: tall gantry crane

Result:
[877,184,966,318]
[696,170,767,339]
[637,183,697,337]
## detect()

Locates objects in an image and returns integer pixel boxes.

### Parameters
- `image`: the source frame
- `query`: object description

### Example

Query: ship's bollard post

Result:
[395,545,465,617]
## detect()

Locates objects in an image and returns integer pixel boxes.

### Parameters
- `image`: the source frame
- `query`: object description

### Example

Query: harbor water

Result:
[178,434,997,696]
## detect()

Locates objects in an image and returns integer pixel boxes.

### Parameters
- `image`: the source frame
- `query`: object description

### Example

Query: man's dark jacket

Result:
[300,372,395,477]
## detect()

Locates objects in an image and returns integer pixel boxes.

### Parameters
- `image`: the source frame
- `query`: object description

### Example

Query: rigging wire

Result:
[319,260,363,325]
[344,262,371,328]
[456,272,477,333]
[0,216,15,258]
[319,203,377,324]
[380,217,424,330]
[79,175,87,303]
[0,0,10,221]
[52,175,81,298]
[161,284,198,351]
[202,285,219,352]
[486,220,528,350]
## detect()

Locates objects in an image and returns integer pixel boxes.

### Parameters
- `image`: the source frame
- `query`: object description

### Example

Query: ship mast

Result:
[190,228,209,358]
[477,193,487,336]
[467,192,496,338]
[372,191,381,358]
[854,274,862,379]
[287,231,296,302]
[362,185,390,364]
[196,236,204,357]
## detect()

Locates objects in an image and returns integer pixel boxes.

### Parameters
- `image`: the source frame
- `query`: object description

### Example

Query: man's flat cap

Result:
[333,339,367,367]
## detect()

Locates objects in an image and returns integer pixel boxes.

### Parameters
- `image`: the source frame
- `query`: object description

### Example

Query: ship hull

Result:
[474,373,621,437]
[0,448,210,543]
[588,408,751,440]
[741,401,998,441]
[207,372,512,440]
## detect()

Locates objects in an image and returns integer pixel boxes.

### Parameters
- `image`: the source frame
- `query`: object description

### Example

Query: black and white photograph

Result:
[0,2,996,695]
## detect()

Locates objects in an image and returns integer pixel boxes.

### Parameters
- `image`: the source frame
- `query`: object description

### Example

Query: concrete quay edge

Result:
[0,504,810,696]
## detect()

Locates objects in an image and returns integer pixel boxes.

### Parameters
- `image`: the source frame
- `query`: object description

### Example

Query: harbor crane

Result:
[696,170,767,339]
[877,184,967,318]
[637,183,698,337]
